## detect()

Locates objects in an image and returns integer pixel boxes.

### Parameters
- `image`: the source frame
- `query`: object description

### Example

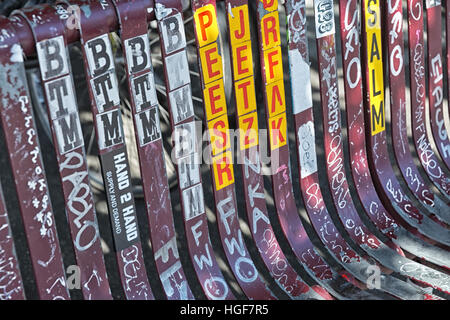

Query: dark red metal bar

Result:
[338,0,450,295]
[12,5,113,300]
[155,0,235,299]
[0,16,70,300]
[225,0,329,300]
[426,0,450,171]
[112,0,194,300]
[362,0,450,249]
[191,0,276,299]
[307,0,441,299]
[407,0,450,200]
[57,0,154,300]
[262,0,380,300]
[0,183,25,300]
[385,0,450,226]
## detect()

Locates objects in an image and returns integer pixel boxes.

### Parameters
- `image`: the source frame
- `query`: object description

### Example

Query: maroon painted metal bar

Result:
[57,0,154,300]
[407,0,450,200]
[426,0,450,171]
[385,0,450,225]
[306,0,442,299]
[261,0,380,300]
[338,0,450,295]
[225,0,329,300]
[155,0,235,299]
[12,5,113,300]
[361,0,450,249]
[191,0,276,300]
[112,0,194,300]
[0,183,25,300]
[0,16,70,300]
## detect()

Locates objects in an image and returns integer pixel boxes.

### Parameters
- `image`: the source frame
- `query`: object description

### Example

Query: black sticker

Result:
[101,146,140,251]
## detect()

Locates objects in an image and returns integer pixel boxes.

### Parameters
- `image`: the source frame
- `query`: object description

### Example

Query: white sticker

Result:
[54,112,84,154]
[90,70,121,113]
[125,34,151,75]
[96,108,124,150]
[45,75,78,120]
[314,0,335,38]
[298,121,318,178]
[289,49,312,114]
[178,153,201,189]
[132,72,158,113]
[426,0,441,8]
[173,121,196,159]
[160,13,186,54]
[165,50,190,91]
[169,84,194,124]
[37,35,69,81]
[85,34,114,77]
[182,184,205,221]
[135,107,161,146]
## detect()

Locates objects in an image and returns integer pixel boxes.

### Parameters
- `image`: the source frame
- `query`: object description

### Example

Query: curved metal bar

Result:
[57,0,154,300]
[0,183,25,300]
[0,16,70,300]
[190,0,276,300]
[154,0,236,300]
[224,0,329,300]
[426,1,450,171]
[112,0,194,300]
[407,0,450,200]
[13,4,113,300]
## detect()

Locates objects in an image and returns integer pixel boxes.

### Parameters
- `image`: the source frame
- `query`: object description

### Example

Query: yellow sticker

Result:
[213,150,235,190]
[194,4,219,47]
[269,113,287,150]
[228,5,250,45]
[238,111,259,150]
[365,0,385,136]
[203,79,227,121]
[208,113,231,156]
[260,0,278,13]
[232,41,254,81]
[199,42,223,85]
[260,11,281,50]
[235,76,257,117]
[263,46,283,84]
[266,79,286,118]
